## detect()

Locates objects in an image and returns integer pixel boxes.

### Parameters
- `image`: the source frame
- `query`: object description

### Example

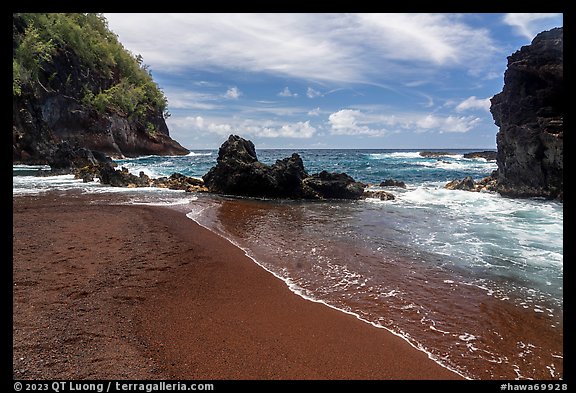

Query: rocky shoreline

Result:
[46,134,394,201]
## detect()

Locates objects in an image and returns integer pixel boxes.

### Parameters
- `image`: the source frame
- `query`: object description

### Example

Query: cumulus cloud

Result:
[171,115,316,139]
[328,109,390,136]
[224,87,242,99]
[503,13,563,39]
[278,87,298,97]
[306,87,323,98]
[328,109,480,136]
[255,121,316,138]
[455,96,491,112]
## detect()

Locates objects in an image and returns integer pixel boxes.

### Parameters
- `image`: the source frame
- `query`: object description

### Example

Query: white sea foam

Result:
[367,152,421,160]
[128,196,198,206]
[13,174,92,195]
[12,164,51,171]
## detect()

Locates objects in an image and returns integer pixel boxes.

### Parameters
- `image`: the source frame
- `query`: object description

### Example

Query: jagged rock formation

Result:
[75,163,207,192]
[445,176,477,191]
[13,13,188,168]
[203,135,366,200]
[490,27,563,200]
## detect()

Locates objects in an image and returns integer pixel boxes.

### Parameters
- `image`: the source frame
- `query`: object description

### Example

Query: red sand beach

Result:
[13,192,461,380]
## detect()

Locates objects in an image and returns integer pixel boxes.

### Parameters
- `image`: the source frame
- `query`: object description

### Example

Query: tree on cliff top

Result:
[12,13,170,125]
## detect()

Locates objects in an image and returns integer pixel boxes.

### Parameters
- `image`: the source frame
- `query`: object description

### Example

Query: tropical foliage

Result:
[13,13,169,123]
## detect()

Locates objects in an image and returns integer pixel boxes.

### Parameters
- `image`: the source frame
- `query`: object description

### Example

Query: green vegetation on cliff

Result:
[13,13,170,124]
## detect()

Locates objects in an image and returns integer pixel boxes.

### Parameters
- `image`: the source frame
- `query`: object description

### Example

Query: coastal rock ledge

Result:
[202,135,365,200]
[490,27,563,200]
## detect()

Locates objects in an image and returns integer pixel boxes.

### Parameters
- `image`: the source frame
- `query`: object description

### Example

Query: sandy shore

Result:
[13,191,462,380]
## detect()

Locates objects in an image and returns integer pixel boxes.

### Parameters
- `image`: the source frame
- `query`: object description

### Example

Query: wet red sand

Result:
[13,192,461,380]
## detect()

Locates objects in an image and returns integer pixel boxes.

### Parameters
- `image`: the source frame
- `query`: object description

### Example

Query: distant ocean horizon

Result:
[13,147,563,380]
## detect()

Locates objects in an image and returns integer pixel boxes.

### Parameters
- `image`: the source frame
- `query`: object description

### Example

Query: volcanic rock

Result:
[203,135,365,200]
[490,27,563,200]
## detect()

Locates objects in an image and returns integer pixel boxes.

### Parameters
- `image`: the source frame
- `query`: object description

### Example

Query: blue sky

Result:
[104,13,563,150]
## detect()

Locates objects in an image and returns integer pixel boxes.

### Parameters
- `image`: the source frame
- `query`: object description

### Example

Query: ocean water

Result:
[12,149,563,380]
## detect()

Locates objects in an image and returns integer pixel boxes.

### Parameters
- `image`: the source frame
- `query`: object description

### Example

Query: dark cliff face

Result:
[13,90,189,163]
[13,14,188,165]
[490,27,563,200]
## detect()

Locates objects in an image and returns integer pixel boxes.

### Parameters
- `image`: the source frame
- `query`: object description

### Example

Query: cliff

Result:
[13,13,188,166]
[490,27,563,200]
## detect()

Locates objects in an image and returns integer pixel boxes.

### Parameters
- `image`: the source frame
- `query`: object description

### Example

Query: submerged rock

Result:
[203,135,365,200]
[379,179,406,188]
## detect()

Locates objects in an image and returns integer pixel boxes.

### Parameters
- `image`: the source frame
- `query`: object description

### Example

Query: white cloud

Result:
[278,87,298,97]
[162,88,221,110]
[170,115,316,139]
[255,121,317,138]
[455,96,491,112]
[328,109,390,136]
[328,109,480,136]
[415,114,480,133]
[503,13,563,39]
[104,13,499,84]
[308,107,321,116]
[224,87,242,99]
[306,87,322,98]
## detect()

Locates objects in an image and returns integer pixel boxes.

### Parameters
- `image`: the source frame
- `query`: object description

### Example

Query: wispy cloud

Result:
[328,109,480,136]
[105,13,499,84]
[503,13,563,40]
[162,88,222,110]
[455,96,491,112]
[306,87,323,98]
[308,107,321,116]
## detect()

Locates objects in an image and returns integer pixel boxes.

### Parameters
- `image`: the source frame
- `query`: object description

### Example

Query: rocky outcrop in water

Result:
[363,190,396,201]
[379,179,406,188]
[203,135,365,200]
[463,151,497,161]
[75,163,206,192]
[303,171,365,200]
[489,27,563,200]
[444,176,477,191]
[419,151,457,158]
